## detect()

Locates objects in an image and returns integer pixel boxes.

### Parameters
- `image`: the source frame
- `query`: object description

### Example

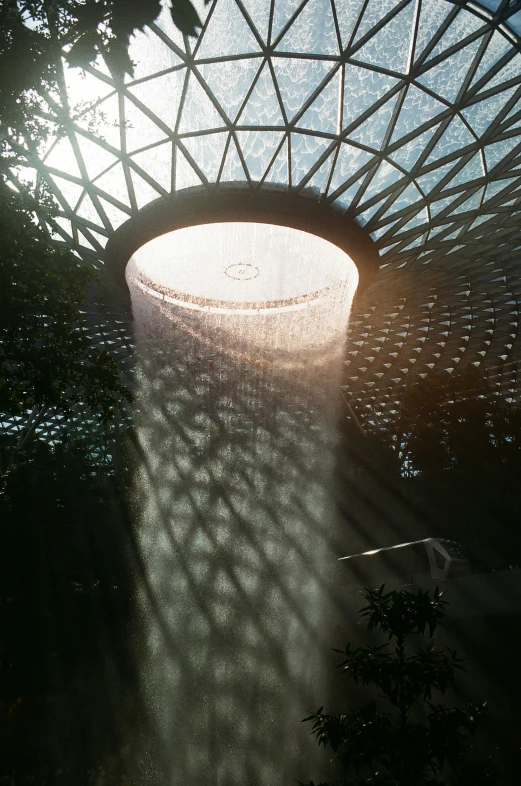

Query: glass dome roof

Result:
[5,0,521,439]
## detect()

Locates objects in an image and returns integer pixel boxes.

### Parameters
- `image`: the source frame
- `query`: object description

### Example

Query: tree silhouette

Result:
[300,586,496,786]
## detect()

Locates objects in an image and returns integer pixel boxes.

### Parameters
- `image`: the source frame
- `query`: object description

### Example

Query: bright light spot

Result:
[127,222,359,361]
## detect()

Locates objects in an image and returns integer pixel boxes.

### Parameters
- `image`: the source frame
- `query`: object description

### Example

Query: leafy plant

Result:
[300,586,496,786]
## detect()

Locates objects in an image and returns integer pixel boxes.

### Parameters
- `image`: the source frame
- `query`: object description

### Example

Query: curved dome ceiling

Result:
[6,0,521,435]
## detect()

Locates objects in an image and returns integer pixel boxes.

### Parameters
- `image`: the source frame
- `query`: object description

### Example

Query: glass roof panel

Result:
[271,57,335,120]
[390,85,446,143]
[343,66,400,131]
[347,93,400,149]
[328,143,372,194]
[290,133,333,186]
[333,0,366,49]
[240,0,271,43]
[354,0,416,74]
[271,0,305,43]
[413,0,452,63]
[197,58,262,124]
[424,115,476,164]
[462,85,519,137]
[277,0,339,56]
[236,131,285,180]
[296,69,341,134]
[196,0,261,58]
[353,0,403,46]
[417,38,483,102]
[238,62,285,126]
[424,7,484,62]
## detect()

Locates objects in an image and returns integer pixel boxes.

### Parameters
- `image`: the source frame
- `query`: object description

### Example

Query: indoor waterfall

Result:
[126,223,359,785]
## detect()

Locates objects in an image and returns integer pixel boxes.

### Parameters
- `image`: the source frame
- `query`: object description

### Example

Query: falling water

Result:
[126,223,359,785]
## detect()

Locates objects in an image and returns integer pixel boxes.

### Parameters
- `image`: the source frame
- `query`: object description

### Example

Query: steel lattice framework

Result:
[5,0,521,440]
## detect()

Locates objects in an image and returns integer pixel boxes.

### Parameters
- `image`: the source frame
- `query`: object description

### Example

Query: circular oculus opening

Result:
[128,222,358,315]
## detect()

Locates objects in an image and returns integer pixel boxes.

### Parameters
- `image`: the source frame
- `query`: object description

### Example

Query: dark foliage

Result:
[0,180,127,421]
[0,434,139,776]
[300,586,496,786]
[0,0,208,126]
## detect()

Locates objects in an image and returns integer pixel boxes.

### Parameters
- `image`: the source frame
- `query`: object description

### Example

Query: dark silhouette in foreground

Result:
[300,586,496,786]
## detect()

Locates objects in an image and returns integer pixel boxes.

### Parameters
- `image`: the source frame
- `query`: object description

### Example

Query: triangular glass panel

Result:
[178,73,226,133]
[362,160,403,202]
[424,7,483,62]
[154,2,189,51]
[43,136,83,179]
[264,138,289,185]
[445,153,484,190]
[130,170,164,209]
[348,93,399,149]
[396,208,429,233]
[416,161,456,194]
[484,177,518,202]
[462,86,518,138]
[64,61,113,107]
[401,235,424,251]
[389,125,440,171]
[196,0,260,58]
[429,191,465,217]
[175,145,205,190]
[127,70,185,130]
[78,230,103,251]
[236,130,285,181]
[390,86,446,144]
[49,175,83,210]
[448,188,484,216]
[75,192,103,226]
[277,0,339,56]
[182,132,228,183]
[417,38,482,103]
[355,0,415,74]
[358,195,387,224]
[484,137,521,172]
[468,214,493,232]
[332,177,366,212]
[271,0,306,44]
[123,97,170,152]
[82,93,120,149]
[470,31,513,89]
[297,68,341,135]
[219,135,248,183]
[291,133,333,186]
[501,99,521,132]
[98,197,131,229]
[353,0,401,45]
[304,150,335,195]
[414,0,452,62]
[241,0,271,44]
[93,162,130,206]
[343,65,399,132]
[272,57,335,121]
[76,136,118,180]
[334,0,366,50]
[128,29,182,81]
[198,58,261,124]
[384,182,424,215]
[327,143,373,195]
[428,222,452,238]
[130,142,172,192]
[476,51,521,94]
[424,116,475,165]
[238,63,284,126]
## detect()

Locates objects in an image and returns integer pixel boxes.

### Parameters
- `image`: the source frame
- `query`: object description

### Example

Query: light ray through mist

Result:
[126,223,359,785]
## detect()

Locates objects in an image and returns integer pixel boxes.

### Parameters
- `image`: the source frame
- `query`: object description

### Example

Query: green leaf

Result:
[170,0,202,37]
